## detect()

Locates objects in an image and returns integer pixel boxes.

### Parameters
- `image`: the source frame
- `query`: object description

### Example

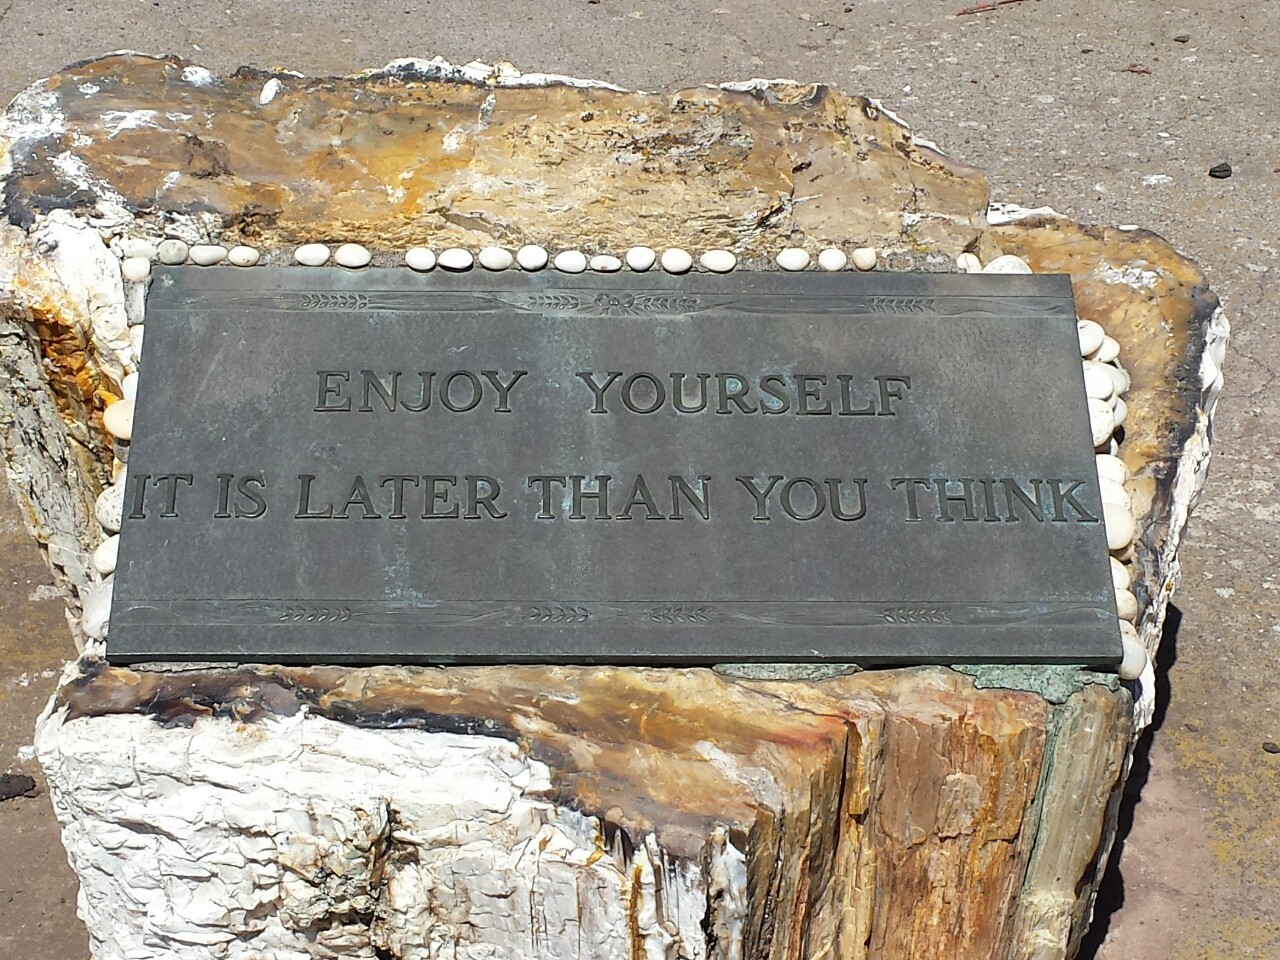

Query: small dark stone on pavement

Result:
[1263,742,1280,755]
[1209,162,1233,179]
[1174,34,1191,42]
[0,773,39,801]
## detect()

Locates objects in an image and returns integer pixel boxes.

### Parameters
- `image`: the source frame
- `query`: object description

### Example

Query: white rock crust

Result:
[35,704,747,960]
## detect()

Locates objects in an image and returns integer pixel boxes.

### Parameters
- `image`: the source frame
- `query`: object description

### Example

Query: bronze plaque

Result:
[109,268,1121,666]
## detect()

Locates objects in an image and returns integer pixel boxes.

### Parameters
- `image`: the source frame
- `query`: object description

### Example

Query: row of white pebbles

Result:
[88,242,1147,680]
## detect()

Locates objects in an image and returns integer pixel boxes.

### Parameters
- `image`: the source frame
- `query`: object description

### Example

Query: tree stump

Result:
[0,55,1226,960]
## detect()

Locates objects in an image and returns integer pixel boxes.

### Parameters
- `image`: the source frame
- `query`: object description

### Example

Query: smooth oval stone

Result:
[129,325,144,361]
[120,238,157,260]
[478,246,514,270]
[95,482,125,533]
[120,256,151,282]
[1115,588,1139,622]
[294,243,331,266]
[190,244,228,266]
[1118,630,1147,681]
[1108,363,1131,395]
[1110,556,1132,590]
[405,247,436,271]
[121,372,138,401]
[156,238,189,264]
[852,246,877,271]
[817,248,848,272]
[93,534,120,576]
[1083,361,1116,400]
[1100,477,1131,510]
[1103,501,1136,551]
[699,249,737,273]
[111,458,125,482]
[335,243,372,268]
[81,581,113,641]
[1095,453,1130,484]
[553,250,588,273]
[660,248,693,274]
[1077,319,1106,356]
[516,245,548,271]
[1088,397,1116,447]
[625,246,657,271]
[227,245,260,267]
[438,248,475,271]
[776,248,810,271]
[102,398,135,441]
[1096,335,1121,363]
[956,252,983,273]
[982,254,1033,275]
[590,254,623,272]
[1113,395,1129,427]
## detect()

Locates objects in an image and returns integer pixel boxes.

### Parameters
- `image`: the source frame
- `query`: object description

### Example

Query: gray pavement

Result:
[2,2,1278,957]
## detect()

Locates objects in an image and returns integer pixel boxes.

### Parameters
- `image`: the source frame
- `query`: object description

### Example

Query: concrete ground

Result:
[0,1,1276,957]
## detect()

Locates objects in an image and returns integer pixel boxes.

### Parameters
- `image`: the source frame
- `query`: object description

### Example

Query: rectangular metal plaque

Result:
[110,267,1121,666]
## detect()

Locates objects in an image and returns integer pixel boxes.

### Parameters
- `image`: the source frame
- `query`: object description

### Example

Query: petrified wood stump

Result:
[0,55,1226,960]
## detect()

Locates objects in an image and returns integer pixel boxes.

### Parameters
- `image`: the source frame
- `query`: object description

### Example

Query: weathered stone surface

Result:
[0,56,1224,960]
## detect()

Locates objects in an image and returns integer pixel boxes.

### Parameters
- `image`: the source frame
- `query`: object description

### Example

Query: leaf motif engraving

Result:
[880,607,952,625]
[865,296,936,314]
[278,605,352,623]
[299,293,370,310]
[525,604,590,624]
[649,604,712,624]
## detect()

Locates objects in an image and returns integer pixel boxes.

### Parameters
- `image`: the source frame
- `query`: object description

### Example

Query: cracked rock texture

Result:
[0,56,1224,960]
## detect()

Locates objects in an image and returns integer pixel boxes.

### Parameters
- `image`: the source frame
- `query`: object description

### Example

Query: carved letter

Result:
[315,371,351,412]
[441,372,483,413]
[781,477,826,520]
[670,475,711,520]
[889,477,932,522]
[338,475,381,519]
[671,373,711,414]
[380,475,420,519]
[1001,478,1047,523]
[837,374,876,416]
[128,473,151,519]
[621,373,666,414]
[876,375,911,416]
[465,475,508,519]
[933,478,979,522]
[570,475,612,520]
[214,473,233,518]
[716,374,757,414]
[736,475,783,521]
[481,370,528,413]
[296,475,333,519]
[759,375,792,415]
[577,372,623,414]
[358,370,399,412]
[797,376,831,415]
[826,478,868,521]
[527,476,567,519]
[399,373,434,412]
[152,474,194,518]
[422,476,460,518]
[616,475,664,520]
[234,474,267,519]
[1048,479,1100,522]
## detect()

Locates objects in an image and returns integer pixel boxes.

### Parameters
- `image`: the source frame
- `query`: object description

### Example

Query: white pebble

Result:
[818,248,848,272]
[129,325,144,361]
[80,581,113,641]
[1089,397,1116,447]
[1077,320,1105,356]
[1095,453,1130,484]
[661,248,693,274]
[95,482,125,533]
[1083,361,1117,400]
[1118,629,1147,681]
[156,239,189,264]
[102,398,135,441]
[1115,588,1138,622]
[1110,556,1132,590]
[625,246,657,271]
[516,245,548,271]
[438,248,475,271]
[956,252,983,273]
[553,250,588,273]
[1108,364,1131,395]
[477,246,514,270]
[334,243,372,268]
[1113,396,1128,427]
[227,245,260,267]
[92,535,119,576]
[590,254,623,273]
[1099,478,1131,510]
[121,372,138,401]
[121,256,151,282]
[120,238,157,260]
[1096,336,1121,363]
[190,244,227,266]
[111,458,125,483]
[1103,502,1136,551]
[699,249,737,273]
[982,254,1033,275]
[405,248,436,271]
[258,77,282,106]
[294,243,331,266]
[776,247,810,271]
[851,246,877,271]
